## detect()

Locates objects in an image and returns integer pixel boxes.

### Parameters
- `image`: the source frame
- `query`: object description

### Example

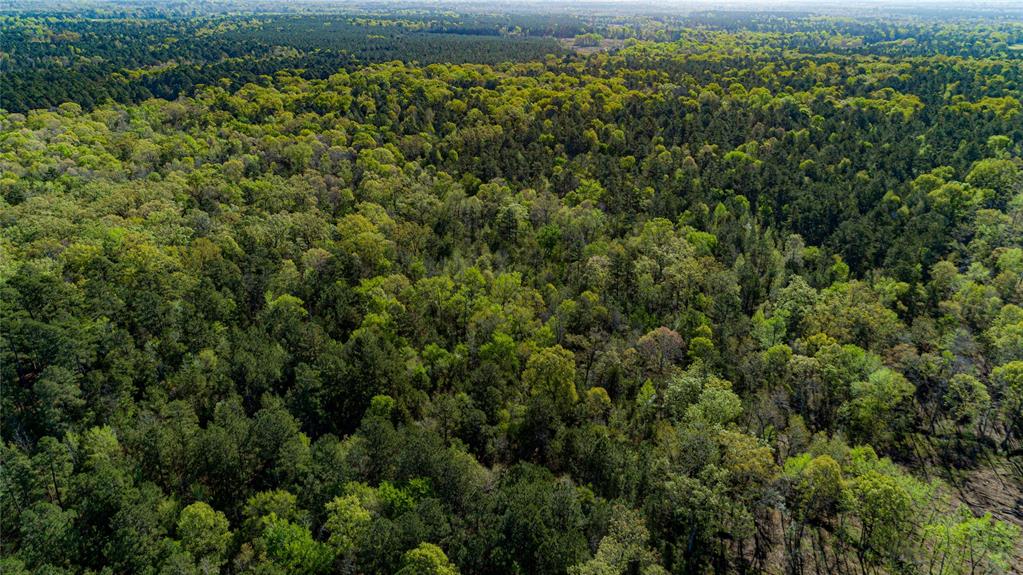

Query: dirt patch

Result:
[559,37,625,56]
[945,457,1023,568]
[913,438,1023,570]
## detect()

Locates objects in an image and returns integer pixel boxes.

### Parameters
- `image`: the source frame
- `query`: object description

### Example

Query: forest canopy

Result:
[1,2,1022,575]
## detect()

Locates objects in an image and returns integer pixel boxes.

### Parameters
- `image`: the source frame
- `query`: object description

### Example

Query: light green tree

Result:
[177,502,231,570]
[395,543,459,575]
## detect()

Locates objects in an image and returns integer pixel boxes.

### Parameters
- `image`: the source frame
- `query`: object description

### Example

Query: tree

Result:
[635,327,685,378]
[253,513,334,575]
[241,490,306,540]
[804,282,902,351]
[395,543,460,575]
[965,158,1020,209]
[943,374,991,436]
[782,454,845,575]
[991,361,1023,446]
[18,501,77,569]
[177,502,231,571]
[325,494,372,556]
[31,366,85,436]
[569,506,666,575]
[523,346,578,414]
[847,470,914,570]
[844,368,915,448]
[793,455,843,522]
[923,506,1021,575]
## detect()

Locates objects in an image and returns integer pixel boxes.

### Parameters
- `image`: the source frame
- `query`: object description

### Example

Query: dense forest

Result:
[2,2,1023,575]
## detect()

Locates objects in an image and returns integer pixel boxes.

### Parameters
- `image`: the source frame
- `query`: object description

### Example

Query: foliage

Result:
[1,3,1022,575]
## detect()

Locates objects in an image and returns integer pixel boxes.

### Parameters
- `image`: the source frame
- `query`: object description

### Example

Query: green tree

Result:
[570,505,666,575]
[991,361,1023,446]
[18,501,77,569]
[943,374,991,435]
[176,502,231,570]
[844,368,915,448]
[395,543,460,575]
[847,470,914,570]
[523,345,578,414]
[254,513,334,575]
[923,506,1021,575]
[324,494,372,555]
